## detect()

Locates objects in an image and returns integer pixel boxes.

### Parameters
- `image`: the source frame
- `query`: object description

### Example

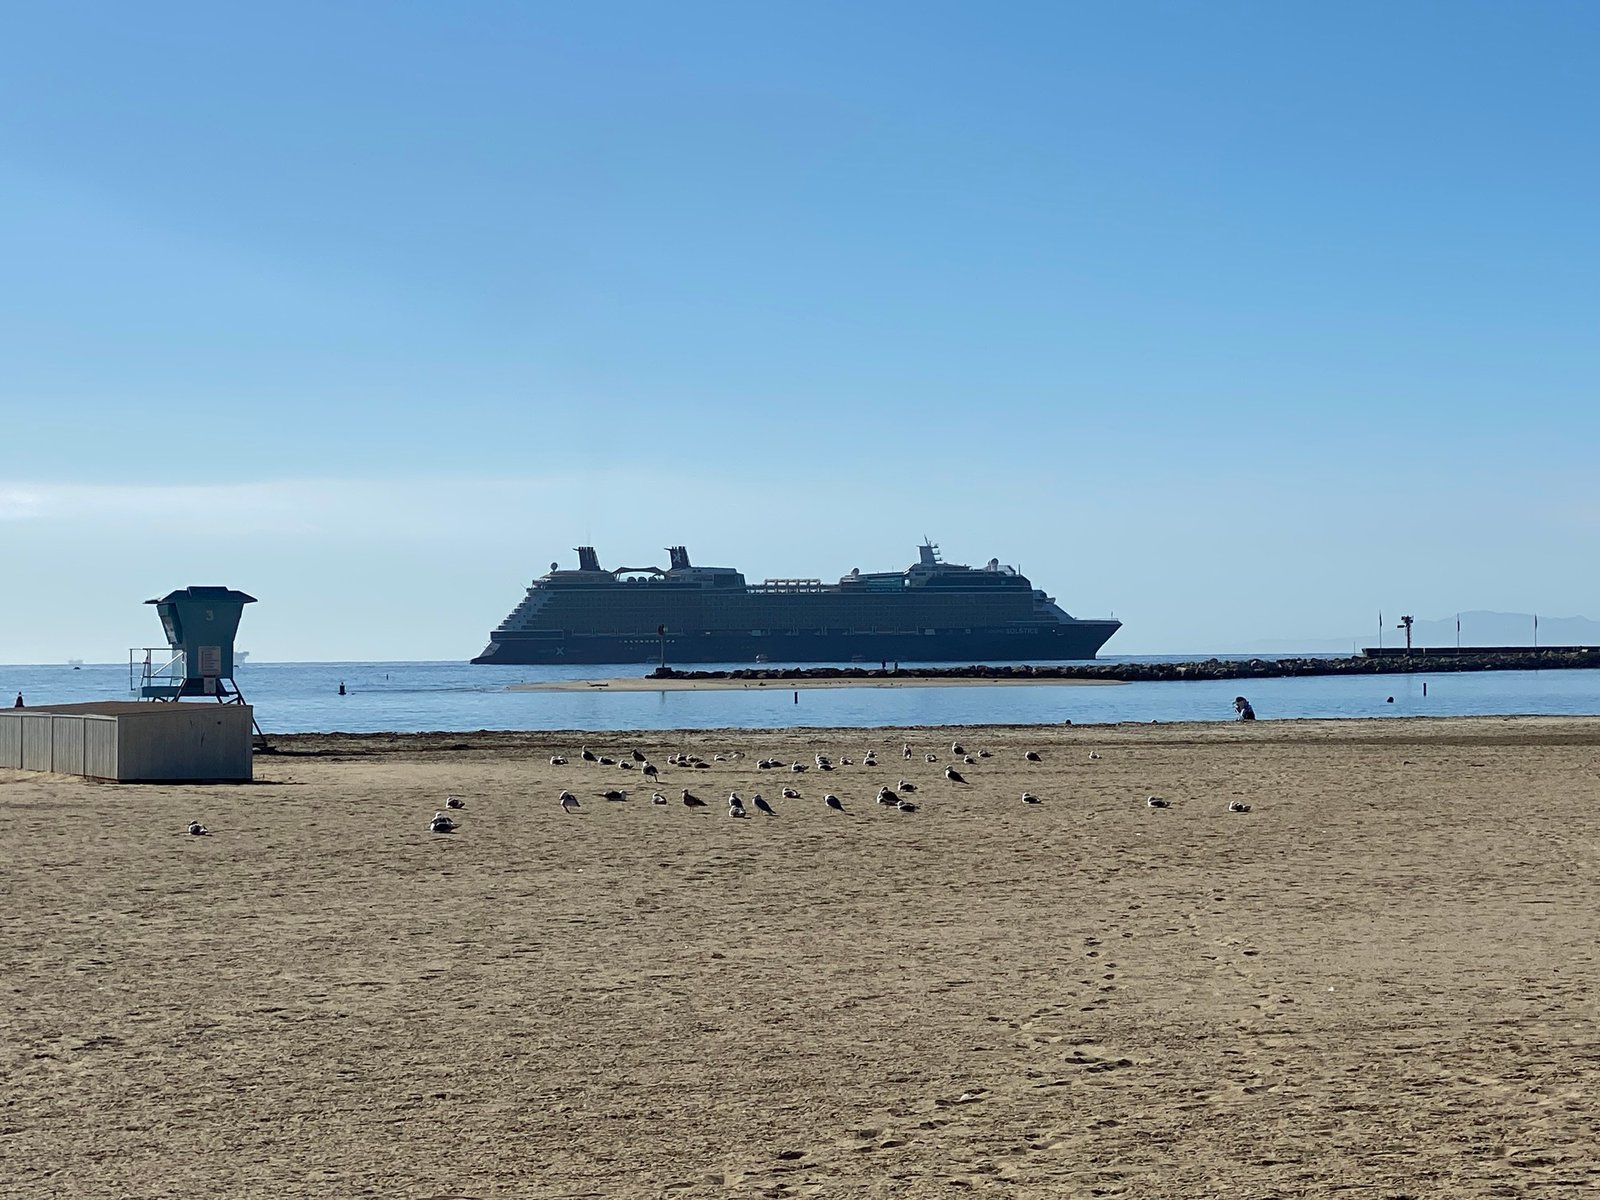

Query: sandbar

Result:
[512,674,1121,692]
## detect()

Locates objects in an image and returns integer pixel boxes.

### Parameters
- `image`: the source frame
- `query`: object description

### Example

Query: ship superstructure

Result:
[471,542,1120,665]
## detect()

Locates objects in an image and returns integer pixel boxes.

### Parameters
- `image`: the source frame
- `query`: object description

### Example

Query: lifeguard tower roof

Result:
[147,586,258,606]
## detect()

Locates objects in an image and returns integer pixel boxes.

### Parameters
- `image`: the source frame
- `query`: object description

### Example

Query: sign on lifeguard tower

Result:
[134,586,256,701]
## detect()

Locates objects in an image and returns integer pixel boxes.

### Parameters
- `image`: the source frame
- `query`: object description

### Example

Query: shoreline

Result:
[255,714,1600,757]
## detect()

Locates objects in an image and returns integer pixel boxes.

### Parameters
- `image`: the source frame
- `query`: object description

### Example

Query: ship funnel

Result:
[575,546,602,572]
[667,546,692,571]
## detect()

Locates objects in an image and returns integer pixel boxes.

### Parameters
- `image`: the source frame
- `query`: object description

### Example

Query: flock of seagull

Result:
[182,742,1255,838]
[419,739,1257,833]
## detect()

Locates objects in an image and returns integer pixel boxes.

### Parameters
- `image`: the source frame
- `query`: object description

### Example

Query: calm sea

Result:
[3,657,1599,734]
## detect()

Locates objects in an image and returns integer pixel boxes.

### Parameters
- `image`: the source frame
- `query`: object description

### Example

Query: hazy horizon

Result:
[4,3,1597,661]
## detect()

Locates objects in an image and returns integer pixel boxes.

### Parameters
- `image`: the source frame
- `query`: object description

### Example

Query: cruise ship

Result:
[472,542,1120,666]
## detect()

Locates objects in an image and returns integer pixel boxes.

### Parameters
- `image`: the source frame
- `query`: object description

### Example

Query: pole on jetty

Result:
[1398,615,1414,653]
[657,624,668,668]
[1378,611,1383,650]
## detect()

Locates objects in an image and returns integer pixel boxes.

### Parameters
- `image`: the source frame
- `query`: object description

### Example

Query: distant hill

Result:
[1240,611,1600,656]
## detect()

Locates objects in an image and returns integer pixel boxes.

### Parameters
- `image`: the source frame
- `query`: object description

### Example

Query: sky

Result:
[2,1,1597,661]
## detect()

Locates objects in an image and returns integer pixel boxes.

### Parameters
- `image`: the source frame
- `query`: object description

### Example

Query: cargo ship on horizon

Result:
[471,542,1120,666]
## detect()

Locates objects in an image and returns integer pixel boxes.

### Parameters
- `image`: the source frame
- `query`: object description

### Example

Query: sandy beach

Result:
[5,716,1599,1197]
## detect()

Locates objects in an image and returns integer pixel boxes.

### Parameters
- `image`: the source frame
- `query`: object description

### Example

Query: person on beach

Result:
[12,693,21,708]
[1234,696,1255,721]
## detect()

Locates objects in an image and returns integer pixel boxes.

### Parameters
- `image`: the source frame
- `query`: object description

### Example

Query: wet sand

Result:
[5,716,1599,1197]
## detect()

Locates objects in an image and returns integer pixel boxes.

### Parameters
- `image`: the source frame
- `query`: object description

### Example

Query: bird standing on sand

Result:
[1021,792,1042,804]
[825,794,845,812]
[682,789,707,808]
[559,790,579,813]
[187,821,209,836]
[632,749,647,762]
[581,747,597,762]
[430,812,458,833]
[945,766,966,783]
[903,743,913,760]
[753,794,775,816]
[642,762,658,782]
[445,795,465,810]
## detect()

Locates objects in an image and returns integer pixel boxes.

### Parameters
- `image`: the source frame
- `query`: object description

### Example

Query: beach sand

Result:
[5,717,1598,1197]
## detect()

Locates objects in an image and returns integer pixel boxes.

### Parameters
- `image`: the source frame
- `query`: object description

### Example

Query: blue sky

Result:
[2,1,1596,661]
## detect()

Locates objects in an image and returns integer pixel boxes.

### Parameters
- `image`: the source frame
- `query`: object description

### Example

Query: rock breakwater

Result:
[649,648,1600,685]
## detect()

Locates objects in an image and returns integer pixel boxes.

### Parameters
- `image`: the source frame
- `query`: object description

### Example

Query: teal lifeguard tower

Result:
[132,586,256,702]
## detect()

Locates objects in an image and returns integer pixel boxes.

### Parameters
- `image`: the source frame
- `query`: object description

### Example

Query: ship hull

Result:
[472,623,1122,666]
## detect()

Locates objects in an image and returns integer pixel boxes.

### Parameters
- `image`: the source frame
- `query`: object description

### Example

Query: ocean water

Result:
[3,657,1599,734]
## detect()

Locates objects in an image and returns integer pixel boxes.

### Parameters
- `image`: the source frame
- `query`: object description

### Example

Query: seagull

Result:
[897,779,917,793]
[642,762,659,781]
[925,753,938,764]
[977,750,991,759]
[862,754,877,766]
[430,812,458,833]
[962,755,975,765]
[824,794,845,812]
[1022,792,1042,804]
[727,802,748,818]
[559,790,579,813]
[781,787,800,799]
[1146,796,1169,808]
[599,789,626,802]
[580,747,597,762]
[186,821,209,836]
[598,756,617,766]
[1024,750,1042,762]
[951,742,965,755]
[791,762,808,773]
[753,794,776,816]
[758,758,779,770]
[682,789,707,808]
[1089,751,1102,761]
[618,761,633,770]
[445,796,465,810]
[651,792,668,805]
[903,743,913,759]
[877,787,897,805]
[631,749,647,762]
[727,792,742,807]
[945,766,966,784]
[693,761,711,769]
[549,755,567,766]
[896,799,918,813]
[1228,801,1252,813]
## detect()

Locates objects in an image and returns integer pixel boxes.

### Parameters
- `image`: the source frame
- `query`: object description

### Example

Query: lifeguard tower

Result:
[132,586,256,703]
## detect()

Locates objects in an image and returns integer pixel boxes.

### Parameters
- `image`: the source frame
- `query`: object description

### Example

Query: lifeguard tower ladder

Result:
[130,586,257,711]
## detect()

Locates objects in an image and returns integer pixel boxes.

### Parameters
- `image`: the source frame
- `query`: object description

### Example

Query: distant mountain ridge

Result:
[1242,611,1600,656]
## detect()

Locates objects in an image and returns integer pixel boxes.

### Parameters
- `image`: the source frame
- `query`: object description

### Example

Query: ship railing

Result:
[130,647,186,699]
[751,578,827,593]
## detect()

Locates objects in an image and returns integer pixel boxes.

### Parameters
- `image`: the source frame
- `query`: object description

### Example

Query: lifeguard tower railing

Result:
[131,647,189,700]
